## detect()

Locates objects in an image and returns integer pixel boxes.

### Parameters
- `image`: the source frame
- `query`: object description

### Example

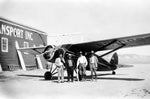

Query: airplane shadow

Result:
[17,73,115,78]
[18,73,144,82]
[97,77,144,81]
[86,73,144,81]
[18,74,43,78]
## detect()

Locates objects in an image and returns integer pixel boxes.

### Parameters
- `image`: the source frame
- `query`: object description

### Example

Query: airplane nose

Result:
[43,45,55,61]
[43,45,53,53]
[43,46,65,62]
[43,50,53,60]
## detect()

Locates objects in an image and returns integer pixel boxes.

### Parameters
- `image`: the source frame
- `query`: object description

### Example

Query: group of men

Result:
[55,50,98,83]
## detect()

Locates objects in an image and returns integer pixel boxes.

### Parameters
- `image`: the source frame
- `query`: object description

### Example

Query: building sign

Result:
[0,24,33,41]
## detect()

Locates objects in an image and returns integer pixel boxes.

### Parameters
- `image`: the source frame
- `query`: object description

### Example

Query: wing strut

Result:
[96,39,117,51]
[15,41,26,71]
[33,48,42,54]
[99,43,126,57]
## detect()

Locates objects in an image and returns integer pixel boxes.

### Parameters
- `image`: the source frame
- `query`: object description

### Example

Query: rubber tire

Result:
[44,71,52,80]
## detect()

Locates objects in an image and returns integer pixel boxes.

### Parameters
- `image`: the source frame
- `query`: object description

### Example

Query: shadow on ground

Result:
[17,73,144,83]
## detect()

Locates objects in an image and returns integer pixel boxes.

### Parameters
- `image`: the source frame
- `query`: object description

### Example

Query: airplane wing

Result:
[67,33,150,53]
[17,33,150,57]
[17,46,46,55]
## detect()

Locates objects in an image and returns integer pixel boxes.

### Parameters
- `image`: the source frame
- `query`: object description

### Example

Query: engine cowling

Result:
[43,45,65,63]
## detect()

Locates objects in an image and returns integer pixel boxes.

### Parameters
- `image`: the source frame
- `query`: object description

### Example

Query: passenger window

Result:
[1,37,8,52]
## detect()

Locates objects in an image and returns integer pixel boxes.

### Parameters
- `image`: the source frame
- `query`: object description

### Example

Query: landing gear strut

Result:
[44,64,58,80]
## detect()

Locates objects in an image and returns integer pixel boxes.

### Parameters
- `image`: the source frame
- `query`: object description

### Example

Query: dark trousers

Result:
[67,67,74,81]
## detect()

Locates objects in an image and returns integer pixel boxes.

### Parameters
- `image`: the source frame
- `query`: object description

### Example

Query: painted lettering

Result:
[0,24,33,40]
[1,24,6,34]
[25,31,33,41]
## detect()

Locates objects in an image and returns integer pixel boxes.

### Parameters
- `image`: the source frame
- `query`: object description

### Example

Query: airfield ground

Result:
[0,64,150,99]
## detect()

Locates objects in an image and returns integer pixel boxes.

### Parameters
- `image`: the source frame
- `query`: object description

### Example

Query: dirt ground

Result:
[0,64,150,99]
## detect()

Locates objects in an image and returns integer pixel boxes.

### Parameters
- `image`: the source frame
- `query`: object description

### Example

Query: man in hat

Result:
[76,51,88,81]
[89,50,98,81]
[66,54,75,82]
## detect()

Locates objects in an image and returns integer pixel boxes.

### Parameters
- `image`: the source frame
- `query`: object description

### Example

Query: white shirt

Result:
[89,55,98,63]
[55,57,64,67]
[77,55,88,67]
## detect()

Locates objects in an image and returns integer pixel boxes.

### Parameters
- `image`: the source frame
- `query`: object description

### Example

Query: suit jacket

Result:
[66,59,75,69]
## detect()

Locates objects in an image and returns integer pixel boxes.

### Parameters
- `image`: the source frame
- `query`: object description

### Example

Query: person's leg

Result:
[68,68,71,81]
[80,65,84,81]
[82,65,86,80]
[69,69,73,81]
[67,69,70,81]
[74,69,79,81]
[93,64,97,80]
[57,68,61,83]
[78,65,82,81]
[94,69,97,80]
[80,65,83,81]
[61,66,64,82]
[71,69,74,82]
[90,64,93,80]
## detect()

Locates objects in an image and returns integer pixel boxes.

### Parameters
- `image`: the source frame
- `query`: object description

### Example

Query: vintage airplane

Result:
[18,33,150,80]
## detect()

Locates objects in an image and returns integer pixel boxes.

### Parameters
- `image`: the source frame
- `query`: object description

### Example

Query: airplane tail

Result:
[110,52,118,65]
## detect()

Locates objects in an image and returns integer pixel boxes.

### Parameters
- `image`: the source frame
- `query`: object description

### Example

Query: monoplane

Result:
[18,33,150,80]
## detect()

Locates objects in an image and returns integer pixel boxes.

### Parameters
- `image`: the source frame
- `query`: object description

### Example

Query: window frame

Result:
[1,37,8,52]
[24,41,29,48]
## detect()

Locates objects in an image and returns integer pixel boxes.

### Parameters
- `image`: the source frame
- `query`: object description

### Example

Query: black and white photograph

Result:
[0,0,150,99]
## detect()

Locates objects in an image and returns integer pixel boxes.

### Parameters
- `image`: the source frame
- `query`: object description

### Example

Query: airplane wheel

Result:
[112,71,116,75]
[44,71,52,80]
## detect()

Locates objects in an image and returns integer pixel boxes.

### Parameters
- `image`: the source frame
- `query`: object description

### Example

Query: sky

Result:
[0,0,150,55]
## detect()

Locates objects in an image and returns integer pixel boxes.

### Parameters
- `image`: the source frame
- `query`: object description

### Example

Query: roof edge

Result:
[0,16,47,35]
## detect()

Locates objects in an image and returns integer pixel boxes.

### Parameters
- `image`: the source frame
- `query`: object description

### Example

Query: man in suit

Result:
[66,54,75,82]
